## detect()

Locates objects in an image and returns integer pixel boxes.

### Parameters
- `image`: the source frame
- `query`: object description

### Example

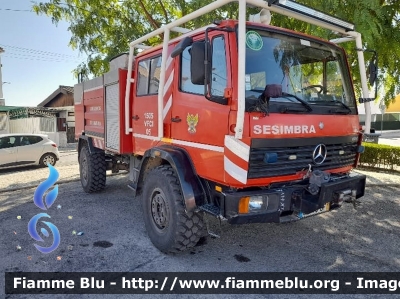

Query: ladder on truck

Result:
[123,0,373,140]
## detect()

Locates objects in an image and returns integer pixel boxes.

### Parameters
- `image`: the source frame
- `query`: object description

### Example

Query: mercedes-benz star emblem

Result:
[312,144,327,165]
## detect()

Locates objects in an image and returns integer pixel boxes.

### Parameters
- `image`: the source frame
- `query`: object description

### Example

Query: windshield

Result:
[244,29,356,112]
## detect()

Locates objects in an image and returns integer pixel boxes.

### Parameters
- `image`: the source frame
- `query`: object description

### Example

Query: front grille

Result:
[248,140,358,179]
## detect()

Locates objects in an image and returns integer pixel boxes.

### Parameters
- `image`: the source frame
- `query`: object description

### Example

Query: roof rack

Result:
[269,0,354,31]
[124,0,372,138]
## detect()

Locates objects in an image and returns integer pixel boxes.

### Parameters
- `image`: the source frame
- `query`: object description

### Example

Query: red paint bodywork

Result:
[75,20,362,188]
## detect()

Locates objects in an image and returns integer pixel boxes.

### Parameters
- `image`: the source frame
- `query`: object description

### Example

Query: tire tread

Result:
[143,165,204,253]
[80,146,106,193]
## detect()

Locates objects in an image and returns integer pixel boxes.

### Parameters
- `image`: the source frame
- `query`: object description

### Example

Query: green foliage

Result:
[359,142,400,170]
[32,0,400,104]
[271,0,400,106]
[32,0,238,78]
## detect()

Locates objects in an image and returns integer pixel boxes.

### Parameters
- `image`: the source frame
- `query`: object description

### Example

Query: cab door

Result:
[170,33,231,147]
[132,55,161,154]
[170,33,231,180]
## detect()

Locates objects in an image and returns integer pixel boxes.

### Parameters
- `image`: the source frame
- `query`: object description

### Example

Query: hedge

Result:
[359,142,400,170]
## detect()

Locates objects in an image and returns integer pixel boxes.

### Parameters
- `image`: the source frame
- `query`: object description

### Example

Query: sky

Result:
[0,0,87,107]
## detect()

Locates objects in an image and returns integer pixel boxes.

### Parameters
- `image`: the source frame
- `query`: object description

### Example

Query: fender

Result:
[77,134,103,159]
[141,145,206,212]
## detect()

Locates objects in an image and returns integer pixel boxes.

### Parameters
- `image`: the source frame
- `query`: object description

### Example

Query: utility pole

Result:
[379,100,386,134]
[0,47,4,104]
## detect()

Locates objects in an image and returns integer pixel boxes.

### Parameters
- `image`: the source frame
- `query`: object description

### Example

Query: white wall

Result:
[0,113,8,134]
[9,117,56,133]
[45,132,67,147]
[7,117,68,147]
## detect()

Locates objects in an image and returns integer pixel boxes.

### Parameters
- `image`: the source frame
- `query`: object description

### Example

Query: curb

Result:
[0,173,124,194]
[1,168,398,193]
[58,149,77,153]
[366,184,400,187]
[0,178,82,193]
[1,178,398,194]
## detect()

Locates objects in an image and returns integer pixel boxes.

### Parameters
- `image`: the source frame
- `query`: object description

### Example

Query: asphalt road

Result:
[0,150,80,192]
[1,168,400,298]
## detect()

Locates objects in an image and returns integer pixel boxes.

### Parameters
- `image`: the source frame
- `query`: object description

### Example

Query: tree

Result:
[270,0,400,106]
[33,0,400,105]
[32,0,238,79]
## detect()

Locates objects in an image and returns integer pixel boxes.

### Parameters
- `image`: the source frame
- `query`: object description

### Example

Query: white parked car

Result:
[0,133,60,169]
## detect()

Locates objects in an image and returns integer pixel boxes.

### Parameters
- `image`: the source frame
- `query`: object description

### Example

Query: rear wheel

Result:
[142,165,205,253]
[39,153,57,167]
[79,145,106,193]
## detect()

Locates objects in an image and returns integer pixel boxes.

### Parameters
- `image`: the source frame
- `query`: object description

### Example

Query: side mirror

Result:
[359,50,378,104]
[264,84,282,98]
[258,84,282,104]
[171,37,193,58]
[368,57,378,86]
[190,41,210,85]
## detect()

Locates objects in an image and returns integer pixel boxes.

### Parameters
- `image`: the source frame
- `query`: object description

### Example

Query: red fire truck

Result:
[75,0,375,253]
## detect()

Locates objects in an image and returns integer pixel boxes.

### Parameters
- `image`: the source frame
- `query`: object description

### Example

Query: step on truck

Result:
[75,0,374,253]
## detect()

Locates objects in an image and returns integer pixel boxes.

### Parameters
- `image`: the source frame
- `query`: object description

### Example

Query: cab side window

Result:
[180,35,227,96]
[0,136,16,149]
[28,136,43,144]
[137,60,150,96]
[181,47,204,94]
[210,36,227,97]
[19,136,42,146]
[20,136,30,146]
[149,56,161,94]
[137,56,162,96]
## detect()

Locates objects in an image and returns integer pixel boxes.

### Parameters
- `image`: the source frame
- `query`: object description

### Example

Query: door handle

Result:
[132,115,140,120]
[171,117,181,123]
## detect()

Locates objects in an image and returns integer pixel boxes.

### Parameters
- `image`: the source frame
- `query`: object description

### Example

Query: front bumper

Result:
[223,173,366,224]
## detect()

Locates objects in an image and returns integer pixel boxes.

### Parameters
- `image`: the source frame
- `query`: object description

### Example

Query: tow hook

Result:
[335,189,359,209]
[307,169,330,195]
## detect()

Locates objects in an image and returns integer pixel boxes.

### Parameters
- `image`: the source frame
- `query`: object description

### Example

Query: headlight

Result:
[238,194,280,214]
[249,196,264,211]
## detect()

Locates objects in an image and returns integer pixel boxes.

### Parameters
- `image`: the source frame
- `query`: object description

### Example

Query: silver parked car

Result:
[0,133,60,169]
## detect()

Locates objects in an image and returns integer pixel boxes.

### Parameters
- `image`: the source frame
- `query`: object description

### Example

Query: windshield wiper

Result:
[280,106,309,114]
[281,92,312,112]
[328,101,352,114]
[312,100,352,114]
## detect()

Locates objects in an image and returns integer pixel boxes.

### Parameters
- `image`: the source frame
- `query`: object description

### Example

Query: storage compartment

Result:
[104,68,134,154]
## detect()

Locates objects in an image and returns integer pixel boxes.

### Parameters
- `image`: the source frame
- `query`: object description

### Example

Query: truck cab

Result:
[75,0,370,253]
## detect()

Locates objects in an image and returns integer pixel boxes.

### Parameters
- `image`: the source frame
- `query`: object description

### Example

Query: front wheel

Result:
[39,153,57,167]
[79,145,106,193]
[142,165,205,253]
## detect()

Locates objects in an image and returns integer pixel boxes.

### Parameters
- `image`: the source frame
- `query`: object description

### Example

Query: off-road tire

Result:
[79,145,106,193]
[39,153,57,167]
[142,165,205,253]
